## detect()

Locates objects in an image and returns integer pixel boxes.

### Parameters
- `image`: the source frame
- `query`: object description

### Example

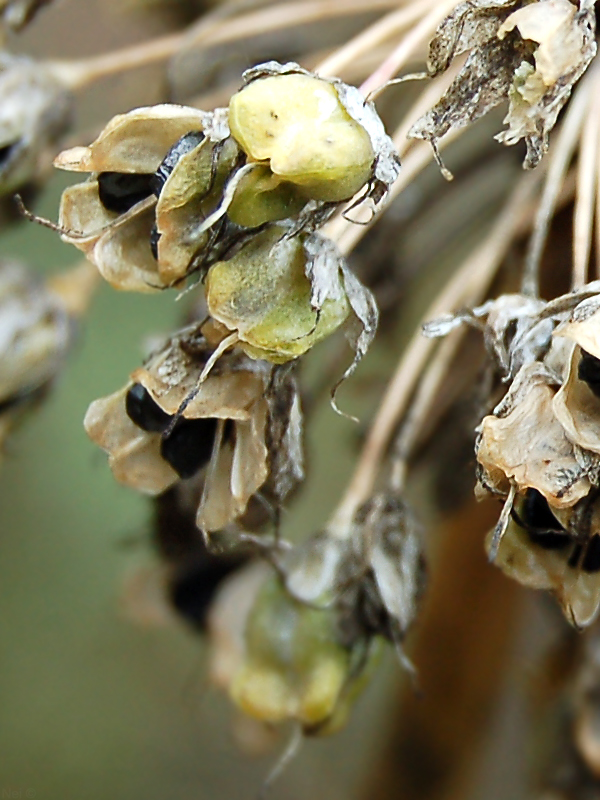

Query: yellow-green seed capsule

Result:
[206,226,350,363]
[230,576,377,733]
[229,74,375,202]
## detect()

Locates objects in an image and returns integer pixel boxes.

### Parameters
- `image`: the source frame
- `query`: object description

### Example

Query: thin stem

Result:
[327,174,539,537]
[523,74,591,296]
[323,59,463,252]
[392,328,465,489]
[315,0,435,78]
[358,0,456,96]
[47,0,403,89]
[573,72,600,289]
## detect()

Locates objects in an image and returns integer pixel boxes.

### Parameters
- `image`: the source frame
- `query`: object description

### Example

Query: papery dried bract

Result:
[409,0,597,169]
[477,364,591,507]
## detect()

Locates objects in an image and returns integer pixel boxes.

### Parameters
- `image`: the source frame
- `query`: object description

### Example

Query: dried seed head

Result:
[84,324,303,532]
[55,106,238,291]
[0,260,92,454]
[229,573,381,735]
[410,0,597,169]
[0,54,72,194]
[230,62,400,204]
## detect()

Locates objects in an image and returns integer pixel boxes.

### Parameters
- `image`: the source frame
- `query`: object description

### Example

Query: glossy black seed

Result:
[150,223,160,260]
[578,349,600,398]
[160,416,219,479]
[97,171,154,214]
[125,383,171,433]
[152,130,205,197]
[582,536,600,573]
[521,489,564,532]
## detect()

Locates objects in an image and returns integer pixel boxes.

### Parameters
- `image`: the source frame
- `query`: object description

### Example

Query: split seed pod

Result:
[490,489,600,628]
[55,105,239,291]
[84,324,303,532]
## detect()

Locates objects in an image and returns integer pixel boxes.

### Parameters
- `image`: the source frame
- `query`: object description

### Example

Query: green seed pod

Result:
[230,575,379,734]
[206,225,350,363]
[229,73,375,202]
[227,165,306,228]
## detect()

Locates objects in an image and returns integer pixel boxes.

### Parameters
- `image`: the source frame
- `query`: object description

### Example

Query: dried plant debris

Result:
[0,54,72,194]
[423,286,600,625]
[0,0,52,30]
[84,323,304,533]
[0,260,94,455]
[223,492,424,734]
[409,0,597,169]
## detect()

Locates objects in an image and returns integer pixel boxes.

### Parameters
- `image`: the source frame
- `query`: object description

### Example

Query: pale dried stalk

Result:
[327,174,540,537]
[573,66,600,289]
[315,0,436,78]
[47,0,403,89]
[523,73,592,296]
[358,0,457,96]
[391,328,465,492]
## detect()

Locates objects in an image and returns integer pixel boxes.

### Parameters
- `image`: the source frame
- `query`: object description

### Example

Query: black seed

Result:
[521,489,564,532]
[568,544,584,569]
[150,224,160,260]
[526,529,572,551]
[152,130,205,197]
[578,349,600,398]
[160,417,219,479]
[582,536,600,573]
[169,559,241,631]
[97,171,155,214]
[125,383,171,433]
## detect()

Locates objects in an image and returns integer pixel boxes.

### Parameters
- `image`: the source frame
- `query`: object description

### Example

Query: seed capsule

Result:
[229,73,375,202]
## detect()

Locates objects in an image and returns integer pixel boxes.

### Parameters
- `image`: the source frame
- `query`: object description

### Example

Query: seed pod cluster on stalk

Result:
[58,60,399,539]
[206,492,424,735]
[425,284,600,628]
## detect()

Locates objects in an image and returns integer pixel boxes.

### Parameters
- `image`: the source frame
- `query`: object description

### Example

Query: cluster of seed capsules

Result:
[427,285,600,628]
[54,62,417,735]
[60,61,400,533]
